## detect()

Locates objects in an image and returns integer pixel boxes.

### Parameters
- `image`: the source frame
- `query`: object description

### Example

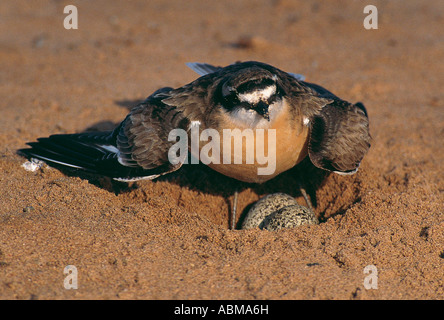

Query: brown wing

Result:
[19,90,191,182]
[281,70,371,174]
[308,100,371,173]
[115,93,190,178]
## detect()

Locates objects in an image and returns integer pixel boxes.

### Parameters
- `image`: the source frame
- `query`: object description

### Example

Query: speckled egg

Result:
[262,204,318,231]
[242,193,318,230]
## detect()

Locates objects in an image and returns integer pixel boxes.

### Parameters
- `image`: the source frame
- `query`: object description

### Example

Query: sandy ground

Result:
[0,0,443,300]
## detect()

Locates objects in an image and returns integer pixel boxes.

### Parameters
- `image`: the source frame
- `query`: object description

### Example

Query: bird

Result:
[19,61,371,228]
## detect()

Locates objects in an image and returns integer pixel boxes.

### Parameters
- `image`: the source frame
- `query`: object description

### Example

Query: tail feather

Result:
[20,132,117,173]
[31,137,108,164]
[24,141,91,170]
[19,132,173,181]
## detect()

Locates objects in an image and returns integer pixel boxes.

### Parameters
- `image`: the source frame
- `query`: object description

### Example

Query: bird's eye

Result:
[221,81,235,98]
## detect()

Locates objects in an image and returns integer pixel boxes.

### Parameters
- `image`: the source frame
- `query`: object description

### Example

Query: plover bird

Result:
[19,61,371,228]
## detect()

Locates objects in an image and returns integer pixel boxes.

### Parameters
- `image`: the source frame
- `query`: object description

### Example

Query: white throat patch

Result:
[229,99,284,128]
[238,85,276,104]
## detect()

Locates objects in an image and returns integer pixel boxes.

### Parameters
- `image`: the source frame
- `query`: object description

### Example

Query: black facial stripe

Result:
[236,78,276,94]
[215,74,284,111]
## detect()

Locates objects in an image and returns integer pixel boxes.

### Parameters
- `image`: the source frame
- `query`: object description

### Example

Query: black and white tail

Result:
[19,131,164,181]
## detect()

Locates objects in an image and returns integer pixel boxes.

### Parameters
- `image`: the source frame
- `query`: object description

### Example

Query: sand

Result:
[0,0,443,299]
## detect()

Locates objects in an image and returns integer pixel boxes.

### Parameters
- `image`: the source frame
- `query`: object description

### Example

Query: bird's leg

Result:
[231,190,239,230]
[298,180,314,212]
[294,165,315,212]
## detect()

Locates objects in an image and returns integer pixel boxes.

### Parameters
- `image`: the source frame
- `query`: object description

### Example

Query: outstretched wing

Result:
[115,96,190,178]
[308,101,371,174]
[19,94,190,181]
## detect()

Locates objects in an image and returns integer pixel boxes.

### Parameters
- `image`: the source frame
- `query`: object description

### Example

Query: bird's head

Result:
[219,67,283,123]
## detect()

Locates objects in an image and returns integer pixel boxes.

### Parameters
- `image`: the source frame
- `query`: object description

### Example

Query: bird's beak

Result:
[254,101,270,121]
